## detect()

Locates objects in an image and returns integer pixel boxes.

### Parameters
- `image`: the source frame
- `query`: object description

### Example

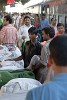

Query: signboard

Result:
[10,4,15,7]
[7,0,15,5]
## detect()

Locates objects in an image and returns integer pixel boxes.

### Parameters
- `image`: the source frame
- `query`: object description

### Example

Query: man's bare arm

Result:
[6,55,23,61]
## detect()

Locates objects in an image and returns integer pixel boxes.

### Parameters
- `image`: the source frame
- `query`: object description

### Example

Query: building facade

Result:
[42,0,67,32]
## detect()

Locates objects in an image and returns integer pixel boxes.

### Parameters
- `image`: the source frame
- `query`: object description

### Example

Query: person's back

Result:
[1,24,17,44]
[26,35,67,100]
[26,73,67,100]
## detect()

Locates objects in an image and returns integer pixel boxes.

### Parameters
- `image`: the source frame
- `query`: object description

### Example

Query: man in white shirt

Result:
[18,16,32,42]
[51,18,58,34]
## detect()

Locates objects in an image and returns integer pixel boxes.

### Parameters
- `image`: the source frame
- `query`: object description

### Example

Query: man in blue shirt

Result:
[38,13,49,42]
[26,34,67,100]
[39,14,49,30]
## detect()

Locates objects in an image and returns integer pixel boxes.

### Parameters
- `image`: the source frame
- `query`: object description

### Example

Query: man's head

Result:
[24,16,31,26]
[51,18,57,26]
[35,14,39,21]
[3,15,12,26]
[3,12,8,16]
[42,14,46,20]
[21,13,25,19]
[49,35,67,68]
[28,27,38,41]
[57,23,65,34]
[42,26,55,41]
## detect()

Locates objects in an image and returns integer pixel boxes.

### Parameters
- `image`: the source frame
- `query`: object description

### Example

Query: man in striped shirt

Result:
[0,15,18,45]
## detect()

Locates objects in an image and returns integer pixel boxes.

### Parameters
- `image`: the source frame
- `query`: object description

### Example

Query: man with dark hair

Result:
[42,26,55,39]
[39,13,49,30]
[4,15,12,24]
[27,26,55,83]
[49,35,67,66]
[28,26,38,34]
[24,16,31,21]
[10,26,42,68]
[0,14,18,44]
[26,34,67,100]
[23,26,42,67]
[18,16,32,43]
[38,13,49,42]
[55,23,65,36]
[57,23,64,27]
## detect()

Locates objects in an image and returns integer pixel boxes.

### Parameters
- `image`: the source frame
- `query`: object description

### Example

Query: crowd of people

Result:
[0,11,67,100]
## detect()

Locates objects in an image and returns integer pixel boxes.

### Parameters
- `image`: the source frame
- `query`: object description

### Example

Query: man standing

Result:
[38,13,49,42]
[0,15,18,44]
[18,16,32,43]
[51,18,58,34]
[27,26,55,83]
[10,27,42,68]
[39,13,49,30]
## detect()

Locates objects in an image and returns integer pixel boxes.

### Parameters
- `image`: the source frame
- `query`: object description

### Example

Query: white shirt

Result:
[51,24,58,34]
[18,24,32,42]
[53,26,58,34]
